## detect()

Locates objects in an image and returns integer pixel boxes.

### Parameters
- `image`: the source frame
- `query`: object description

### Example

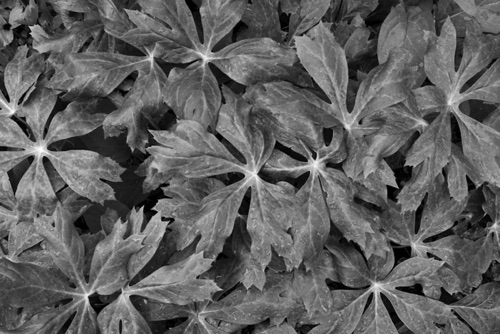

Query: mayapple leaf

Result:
[311,250,454,334]
[117,0,298,129]
[0,87,124,218]
[407,17,500,201]
[143,87,302,288]
[382,176,488,290]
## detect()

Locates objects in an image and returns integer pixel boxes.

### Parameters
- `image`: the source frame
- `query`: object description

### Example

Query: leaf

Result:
[338,0,379,21]
[137,272,301,333]
[254,22,415,195]
[115,0,298,129]
[31,20,106,67]
[143,87,302,288]
[257,125,388,260]
[51,0,92,13]
[239,0,284,41]
[165,63,221,128]
[452,282,500,333]
[0,87,124,218]
[381,177,487,290]
[0,173,18,240]
[415,17,500,193]
[8,0,38,29]
[51,51,167,151]
[97,294,151,334]
[0,46,44,117]
[377,3,434,87]
[98,252,220,333]
[311,251,454,334]
[292,250,336,322]
[88,219,144,295]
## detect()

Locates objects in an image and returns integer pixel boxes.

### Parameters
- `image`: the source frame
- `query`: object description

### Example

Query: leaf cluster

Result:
[1,0,500,333]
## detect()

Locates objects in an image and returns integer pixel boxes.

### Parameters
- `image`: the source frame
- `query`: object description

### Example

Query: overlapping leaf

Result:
[121,0,301,127]
[0,205,142,333]
[51,49,167,151]
[259,126,389,262]
[404,18,500,210]
[249,22,420,200]
[0,86,124,217]
[137,271,303,334]
[0,205,218,333]
[143,87,303,288]
[381,176,489,290]
[312,240,455,334]
[453,0,500,34]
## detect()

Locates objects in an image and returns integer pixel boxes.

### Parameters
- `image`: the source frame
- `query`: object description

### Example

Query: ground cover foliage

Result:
[0,0,500,333]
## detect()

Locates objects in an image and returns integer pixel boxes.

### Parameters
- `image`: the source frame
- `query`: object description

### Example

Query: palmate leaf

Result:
[0,87,124,218]
[377,3,435,88]
[280,0,331,44]
[259,128,389,263]
[117,0,300,128]
[452,282,500,333]
[99,252,221,334]
[311,241,455,334]
[142,87,303,289]
[0,205,218,333]
[137,271,302,334]
[403,17,500,210]
[380,176,488,291]
[249,22,421,200]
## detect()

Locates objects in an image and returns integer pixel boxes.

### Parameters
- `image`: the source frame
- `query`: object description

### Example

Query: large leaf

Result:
[0,87,124,218]
[404,17,500,210]
[311,244,454,334]
[142,87,303,288]
[0,46,44,117]
[381,176,488,290]
[137,271,302,333]
[251,22,417,200]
